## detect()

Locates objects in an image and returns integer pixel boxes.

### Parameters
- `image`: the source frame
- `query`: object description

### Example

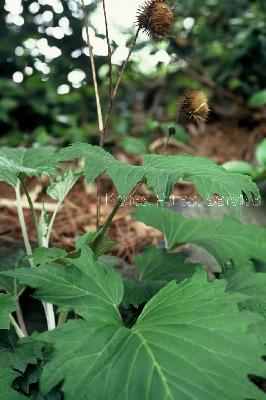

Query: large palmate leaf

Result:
[57,143,259,212]
[2,247,123,324]
[37,269,266,400]
[0,294,17,329]
[134,205,266,267]
[226,266,266,343]
[0,146,58,188]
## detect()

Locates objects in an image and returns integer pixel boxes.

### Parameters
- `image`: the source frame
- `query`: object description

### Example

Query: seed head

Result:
[179,90,209,123]
[137,0,175,41]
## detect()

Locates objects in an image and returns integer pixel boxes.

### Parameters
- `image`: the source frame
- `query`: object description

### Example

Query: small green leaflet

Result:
[38,269,266,400]
[0,146,58,188]
[57,143,260,213]
[47,170,79,202]
[133,205,266,267]
[0,294,17,329]
[2,247,124,324]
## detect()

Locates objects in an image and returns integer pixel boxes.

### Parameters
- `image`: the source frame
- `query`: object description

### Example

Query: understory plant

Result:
[1,1,266,399]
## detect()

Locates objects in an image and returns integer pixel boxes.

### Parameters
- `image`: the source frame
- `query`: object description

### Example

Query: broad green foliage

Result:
[3,247,124,324]
[0,146,58,188]
[36,270,266,400]
[134,205,266,267]
[57,143,259,212]
[0,294,16,330]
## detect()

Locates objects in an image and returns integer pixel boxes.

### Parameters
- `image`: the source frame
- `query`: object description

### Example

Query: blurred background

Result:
[1,0,265,160]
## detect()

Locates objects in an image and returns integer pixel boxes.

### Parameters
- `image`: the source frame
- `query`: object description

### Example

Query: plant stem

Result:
[92,198,123,253]
[102,0,113,99]
[19,176,40,245]
[57,311,68,327]
[9,314,25,339]
[16,300,28,336]
[81,0,104,137]
[81,0,105,229]
[103,28,140,137]
[15,182,32,258]
[95,29,140,229]
[45,202,61,247]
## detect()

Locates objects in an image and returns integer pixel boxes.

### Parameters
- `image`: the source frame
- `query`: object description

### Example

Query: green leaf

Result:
[123,247,198,308]
[143,154,259,212]
[57,143,260,212]
[47,170,79,202]
[0,146,58,188]
[135,246,196,282]
[28,247,68,265]
[38,269,266,400]
[122,278,164,308]
[0,294,17,329]
[120,137,148,155]
[0,331,44,373]
[226,267,266,343]
[2,247,123,324]
[248,89,266,108]
[223,160,256,177]
[0,247,27,294]
[256,139,266,167]
[133,205,266,267]
[0,368,26,399]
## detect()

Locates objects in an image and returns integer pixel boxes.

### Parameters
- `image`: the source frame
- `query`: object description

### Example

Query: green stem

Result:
[19,176,41,245]
[92,198,123,254]
[45,202,61,247]
[9,314,25,339]
[15,182,32,259]
[57,311,68,327]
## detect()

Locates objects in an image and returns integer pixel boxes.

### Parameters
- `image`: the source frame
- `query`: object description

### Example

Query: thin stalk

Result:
[15,182,32,258]
[10,314,25,339]
[45,202,61,247]
[102,0,113,99]
[57,311,68,327]
[96,29,140,228]
[162,115,180,154]
[92,198,123,253]
[103,28,140,137]
[81,0,104,228]
[16,301,28,336]
[81,0,104,137]
[19,176,40,245]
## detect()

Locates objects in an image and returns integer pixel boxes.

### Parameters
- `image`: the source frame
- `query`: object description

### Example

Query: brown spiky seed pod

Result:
[137,0,175,41]
[179,90,209,123]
